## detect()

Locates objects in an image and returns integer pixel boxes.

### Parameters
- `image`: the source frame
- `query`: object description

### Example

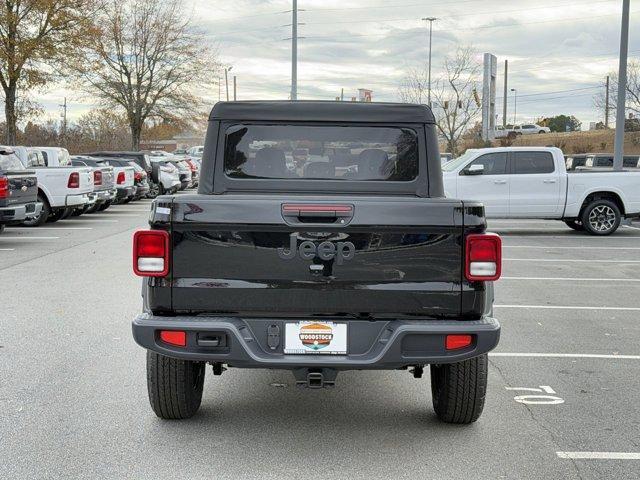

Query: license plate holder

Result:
[284,321,347,355]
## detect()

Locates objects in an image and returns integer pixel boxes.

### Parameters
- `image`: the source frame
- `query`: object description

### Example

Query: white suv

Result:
[513,124,550,135]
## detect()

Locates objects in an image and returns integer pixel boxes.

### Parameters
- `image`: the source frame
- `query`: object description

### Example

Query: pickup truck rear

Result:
[0,147,42,232]
[132,101,502,424]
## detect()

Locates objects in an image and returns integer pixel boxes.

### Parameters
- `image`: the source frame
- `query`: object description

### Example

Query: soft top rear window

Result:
[224,124,418,181]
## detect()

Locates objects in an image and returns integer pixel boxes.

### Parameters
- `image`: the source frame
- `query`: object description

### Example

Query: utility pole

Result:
[291,0,298,100]
[224,66,233,101]
[233,76,237,101]
[613,0,630,171]
[605,75,610,128]
[511,88,517,125]
[503,60,508,127]
[218,75,221,102]
[59,97,67,146]
[341,88,344,102]
[422,17,437,107]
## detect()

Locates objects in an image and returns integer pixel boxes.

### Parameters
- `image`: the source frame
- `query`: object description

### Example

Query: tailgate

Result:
[167,195,466,318]
[1,171,37,207]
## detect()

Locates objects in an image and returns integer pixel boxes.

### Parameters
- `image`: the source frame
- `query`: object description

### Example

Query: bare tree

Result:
[76,0,218,150]
[0,0,95,144]
[594,60,640,123]
[400,47,481,155]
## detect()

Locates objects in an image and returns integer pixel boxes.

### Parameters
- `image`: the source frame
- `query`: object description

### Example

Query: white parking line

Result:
[504,245,640,250]
[502,276,640,282]
[495,305,640,311]
[88,213,141,217]
[557,452,640,460]
[505,258,640,263]
[625,225,640,231]
[0,248,15,251]
[59,219,119,223]
[7,227,93,231]
[0,236,59,240]
[491,353,640,360]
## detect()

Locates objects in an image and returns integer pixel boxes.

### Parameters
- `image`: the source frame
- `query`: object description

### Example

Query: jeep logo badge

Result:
[278,234,355,265]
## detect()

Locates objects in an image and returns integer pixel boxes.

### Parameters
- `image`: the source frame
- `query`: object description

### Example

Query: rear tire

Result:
[146,351,205,420]
[98,200,112,212]
[581,199,621,236]
[431,354,488,424]
[22,193,50,226]
[564,220,584,231]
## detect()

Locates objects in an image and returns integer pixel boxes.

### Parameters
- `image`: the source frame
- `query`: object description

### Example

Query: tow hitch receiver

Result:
[293,368,338,389]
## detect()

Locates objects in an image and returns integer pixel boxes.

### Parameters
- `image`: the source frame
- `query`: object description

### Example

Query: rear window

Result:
[513,151,555,174]
[224,124,418,181]
[0,151,24,171]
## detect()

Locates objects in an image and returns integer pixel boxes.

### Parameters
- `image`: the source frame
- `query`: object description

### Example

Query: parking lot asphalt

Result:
[1,199,639,480]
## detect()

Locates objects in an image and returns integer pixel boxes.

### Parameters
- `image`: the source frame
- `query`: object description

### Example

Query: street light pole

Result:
[613,0,630,171]
[511,88,517,125]
[422,17,437,107]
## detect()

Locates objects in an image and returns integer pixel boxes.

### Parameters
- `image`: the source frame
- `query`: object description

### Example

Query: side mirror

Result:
[464,164,485,176]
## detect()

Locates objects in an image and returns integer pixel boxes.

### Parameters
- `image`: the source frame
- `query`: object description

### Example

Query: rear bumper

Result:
[65,193,92,207]
[116,186,136,199]
[0,202,43,222]
[94,188,117,203]
[132,314,500,369]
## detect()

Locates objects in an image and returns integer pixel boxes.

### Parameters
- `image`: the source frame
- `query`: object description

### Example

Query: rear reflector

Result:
[133,230,170,277]
[160,330,186,347]
[465,233,502,282]
[446,334,473,350]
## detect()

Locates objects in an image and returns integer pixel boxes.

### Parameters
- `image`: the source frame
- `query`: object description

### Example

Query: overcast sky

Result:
[21,0,640,128]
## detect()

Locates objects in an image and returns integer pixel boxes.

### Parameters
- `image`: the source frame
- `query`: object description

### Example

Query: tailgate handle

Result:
[282,204,354,225]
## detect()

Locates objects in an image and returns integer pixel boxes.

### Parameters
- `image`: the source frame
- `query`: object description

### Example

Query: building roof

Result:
[209,100,435,124]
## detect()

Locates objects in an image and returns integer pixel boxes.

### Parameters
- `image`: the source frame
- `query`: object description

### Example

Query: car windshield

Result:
[442,150,477,171]
[224,124,419,181]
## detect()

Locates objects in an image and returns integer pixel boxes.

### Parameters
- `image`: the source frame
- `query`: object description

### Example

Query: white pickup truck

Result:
[10,146,94,226]
[443,147,640,235]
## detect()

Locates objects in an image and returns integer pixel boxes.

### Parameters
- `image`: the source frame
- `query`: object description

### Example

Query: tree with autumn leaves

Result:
[1,0,218,149]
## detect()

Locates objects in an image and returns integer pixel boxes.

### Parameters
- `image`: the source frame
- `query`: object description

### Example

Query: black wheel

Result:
[97,200,112,212]
[431,354,488,424]
[146,351,205,420]
[581,199,621,236]
[146,182,160,199]
[564,220,584,231]
[123,197,132,204]
[538,130,546,134]
[22,194,50,226]
[0,225,5,235]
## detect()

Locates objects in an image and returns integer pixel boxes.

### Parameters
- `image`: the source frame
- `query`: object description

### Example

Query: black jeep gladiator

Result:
[132,101,502,424]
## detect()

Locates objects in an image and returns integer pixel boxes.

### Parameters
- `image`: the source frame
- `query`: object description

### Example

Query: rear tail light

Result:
[134,172,142,182]
[446,334,473,350]
[94,170,102,186]
[133,230,170,277]
[117,171,125,184]
[159,330,186,347]
[465,233,502,282]
[67,172,79,188]
[0,176,8,199]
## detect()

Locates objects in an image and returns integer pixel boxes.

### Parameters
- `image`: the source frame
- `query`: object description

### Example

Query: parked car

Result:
[11,146,94,226]
[512,124,550,135]
[148,157,181,194]
[0,147,42,233]
[70,157,117,213]
[132,101,501,424]
[85,151,159,198]
[442,147,640,235]
[440,152,454,165]
[187,145,204,159]
[92,158,150,200]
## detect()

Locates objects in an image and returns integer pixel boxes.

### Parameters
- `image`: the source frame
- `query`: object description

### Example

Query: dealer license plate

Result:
[284,321,347,355]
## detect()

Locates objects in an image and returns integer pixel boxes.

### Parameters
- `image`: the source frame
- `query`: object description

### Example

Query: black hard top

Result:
[209,101,435,124]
